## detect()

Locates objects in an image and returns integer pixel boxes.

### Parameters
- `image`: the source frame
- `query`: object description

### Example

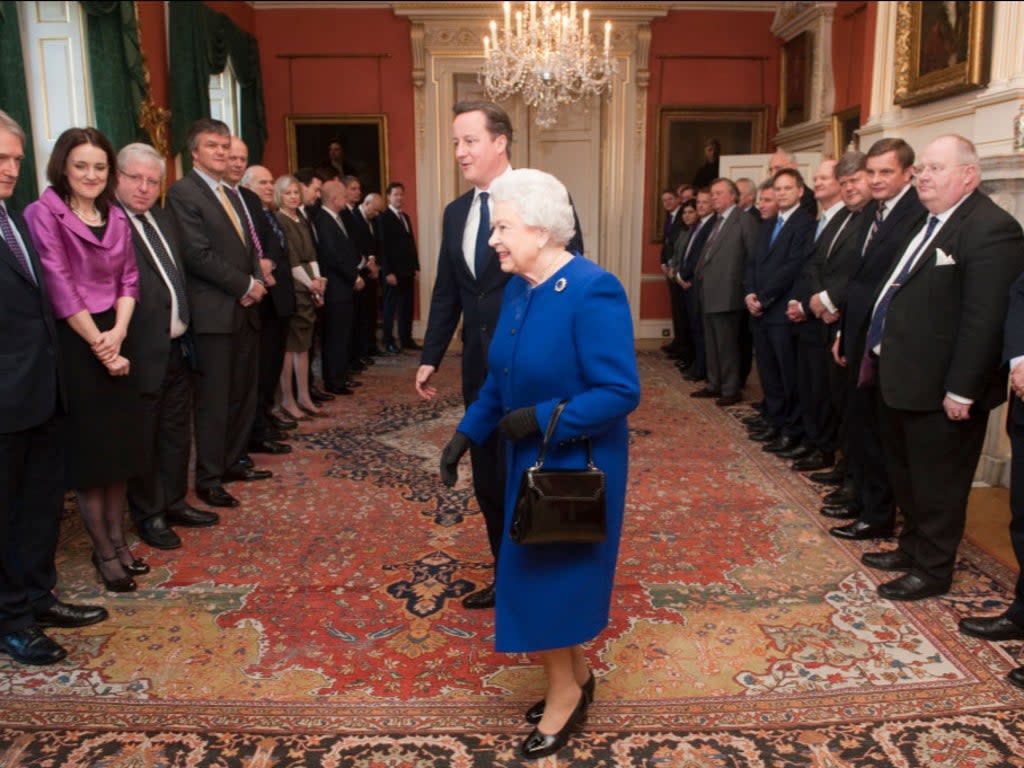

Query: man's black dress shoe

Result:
[0,626,67,665]
[743,414,769,428]
[248,439,292,455]
[751,401,765,413]
[267,411,298,431]
[959,614,1024,641]
[223,466,273,483]
[689,387,720,398]
[237,455,254,469]
[1008,667,1024,690]
[525,672,595,724]
[520,690,587,759]
[34,600,109,628]
[820,504,861,519]
[809,465,845,485]
[823,485,858,507]
[324,384,355,396]
[683,372,706,383]
[861,549,914,571]
[793,451,835,472]
[310,387,335,403]
[383,343,401,355]
[196,486,240,508]
[830,520,894,540]
[748,428,780,443]
[776,442,813,460]
[763,435,800,453]
[715,394,741,406]
[167,505,220,527]
[402,340,422,350]
[138,515,182,549]
[878,572,950,601]
[462,584,496,609]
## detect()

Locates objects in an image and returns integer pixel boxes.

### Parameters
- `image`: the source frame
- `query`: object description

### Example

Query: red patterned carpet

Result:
[2,350,1024,767]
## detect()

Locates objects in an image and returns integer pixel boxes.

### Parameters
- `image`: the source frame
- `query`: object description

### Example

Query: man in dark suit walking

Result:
[861,134,1024,600]
[116,143,220,550]
[745,169,815,453]
[827,138,926,540]
[0,110,107,665]
[379,182,420,354]
[416,100,583,609]
[959,272,1024,686]
[167,118,269,509]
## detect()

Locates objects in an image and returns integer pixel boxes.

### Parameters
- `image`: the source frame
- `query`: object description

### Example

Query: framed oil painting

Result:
[653,106,767,242]
[780,32,812,128]
[894,1,992,107]
[831,106,861,158]
[285,114,389,194]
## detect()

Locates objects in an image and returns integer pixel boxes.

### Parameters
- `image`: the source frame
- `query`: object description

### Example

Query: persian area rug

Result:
[2,351,1024,767]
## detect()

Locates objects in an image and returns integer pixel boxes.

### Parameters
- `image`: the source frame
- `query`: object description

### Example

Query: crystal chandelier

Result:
[480,1,618,129]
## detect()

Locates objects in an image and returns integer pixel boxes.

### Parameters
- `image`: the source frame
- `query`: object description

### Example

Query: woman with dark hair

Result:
[24,127,148,592]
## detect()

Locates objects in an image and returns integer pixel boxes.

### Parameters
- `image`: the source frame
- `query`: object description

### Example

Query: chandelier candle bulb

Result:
[504,1,511,35]
[484,35,490,59]
[604,21,610,57]
[583,9,589,43]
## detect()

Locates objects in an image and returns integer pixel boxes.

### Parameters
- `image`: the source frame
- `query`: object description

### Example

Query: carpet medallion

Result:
[2,351,1024,766]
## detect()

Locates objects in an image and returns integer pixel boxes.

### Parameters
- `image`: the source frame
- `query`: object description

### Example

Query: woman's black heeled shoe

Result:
[115,545,150,575]
[91,553,137,593]
[525,671,595,724]
[519,690,588,760]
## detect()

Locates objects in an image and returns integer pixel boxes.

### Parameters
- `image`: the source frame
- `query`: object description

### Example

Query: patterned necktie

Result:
[136,214,189,326]
[699,215,723,259]
[474,192,490,279]
[217,184,246,243]
[0,205,36,285]
[264,208,286,250]
[862,201,886,255]
[858,215,941,387]
[769,215,785,246]
[226,187,264,259]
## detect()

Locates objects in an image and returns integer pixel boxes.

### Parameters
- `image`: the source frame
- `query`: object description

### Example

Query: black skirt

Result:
[57,309,147,489]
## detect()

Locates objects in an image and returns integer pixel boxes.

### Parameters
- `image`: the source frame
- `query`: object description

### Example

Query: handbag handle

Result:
[531,400,596,471]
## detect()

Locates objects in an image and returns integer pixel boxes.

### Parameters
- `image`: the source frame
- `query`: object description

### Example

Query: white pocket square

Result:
[935,248,956,266]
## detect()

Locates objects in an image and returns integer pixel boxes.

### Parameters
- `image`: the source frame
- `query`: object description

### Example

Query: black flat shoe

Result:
[861,549,915,571]
[877,572,950,601]
[830,520,894,540]
[520,690,588,760]
[462,584,495,609]
[115,544,150,575]
[958,614,1024,641]
[196,485,240,508]
[0,626,67,666]
[91,553,137,593]
[525,671,595,724]
[138,515,182,549]
[33,600,108,628]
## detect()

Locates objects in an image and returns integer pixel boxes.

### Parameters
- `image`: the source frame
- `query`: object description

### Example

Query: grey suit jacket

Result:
[698,208,759,314]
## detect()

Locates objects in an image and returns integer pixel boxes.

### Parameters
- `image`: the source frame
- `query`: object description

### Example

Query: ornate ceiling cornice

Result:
[251,2,778,14]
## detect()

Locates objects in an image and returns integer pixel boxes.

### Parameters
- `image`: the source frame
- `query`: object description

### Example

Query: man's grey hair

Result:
[0,110,26,146]
[117,143,166,179]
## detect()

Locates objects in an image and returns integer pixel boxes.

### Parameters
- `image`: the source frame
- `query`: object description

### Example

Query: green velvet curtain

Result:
[0,1,39,210]
[168,1,267,171]
[80,1,147,151]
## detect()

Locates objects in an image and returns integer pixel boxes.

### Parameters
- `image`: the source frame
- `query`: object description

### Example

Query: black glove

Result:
[497,407,540,442]
[440,431,471,487]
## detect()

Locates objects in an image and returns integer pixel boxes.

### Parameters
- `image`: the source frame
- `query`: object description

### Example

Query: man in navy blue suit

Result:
[0,110,107,665]
[417,101,583,609]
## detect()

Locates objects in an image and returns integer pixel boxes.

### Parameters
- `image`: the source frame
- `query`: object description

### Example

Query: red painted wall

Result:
[641,9,780,320]
[833,1,872,123]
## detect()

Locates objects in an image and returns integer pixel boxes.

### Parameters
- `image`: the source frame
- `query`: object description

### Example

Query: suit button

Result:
[481,325,488,333]
[510,328,516,335]
[503,368,509,375]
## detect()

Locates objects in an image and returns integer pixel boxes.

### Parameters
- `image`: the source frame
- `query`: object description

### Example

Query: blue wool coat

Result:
[458,255,640,653]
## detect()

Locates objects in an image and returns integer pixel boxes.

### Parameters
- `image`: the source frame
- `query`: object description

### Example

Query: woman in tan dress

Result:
[274,175,326,420]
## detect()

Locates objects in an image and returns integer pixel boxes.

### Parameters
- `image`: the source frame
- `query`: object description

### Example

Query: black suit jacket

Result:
[878,190,1024,412]
[838,187,926,360]
[660,209,686,267]
[121,205,193,395]
[377,208,419,278]
[166,170,262,334]
[746,206,815,325]
[679,215,714,281]
[314,207,360,305]
[1004,273,1024,427]
[239,186,295,319]
[792,208,853,342]
[0,205,61,433]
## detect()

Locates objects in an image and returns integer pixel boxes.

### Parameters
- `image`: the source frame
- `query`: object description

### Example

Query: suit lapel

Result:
[1,208,42,287]
[704,212,735,263]
[904,192,973,284]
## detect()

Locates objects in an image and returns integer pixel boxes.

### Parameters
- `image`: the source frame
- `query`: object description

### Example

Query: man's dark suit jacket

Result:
[239,186,295,319]
[0,206,60,433]
[746,206,815,325]
[166,170,262,335]
[660,209,686,267]
[838,187,926,362]
[422,188,585,405]
[378,208,419,278]
[314,207,360,305]
[121,205,191,396]
[1005,274,1024,429]
[878,190,1024,412]
[794,207,855,342]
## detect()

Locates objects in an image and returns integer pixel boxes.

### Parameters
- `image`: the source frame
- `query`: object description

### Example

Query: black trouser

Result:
[1007,405,1024,625]
[382,275,416,346]
[0,414,63,633]
[682,286,705,378]
[359,276,379,355]
[251,304,290,442]
[667,278,692,360]
[321,300,354,389]
[128,339,191,524]
[878,397,987,585]
[796,323,836,452]
[469,432,505,565]
[752,319,801,435]
[845,373,895,525]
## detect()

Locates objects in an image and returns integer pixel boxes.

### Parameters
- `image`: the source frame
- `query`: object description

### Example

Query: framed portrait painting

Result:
[285,114,389,194]
[653,106,767,242]
[780,32,812,128]
[831,106,861,158]
[894,1,992,107]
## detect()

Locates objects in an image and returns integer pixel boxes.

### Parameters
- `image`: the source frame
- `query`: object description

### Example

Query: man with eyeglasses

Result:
[860,134,1024,600]
[116,143,220,549]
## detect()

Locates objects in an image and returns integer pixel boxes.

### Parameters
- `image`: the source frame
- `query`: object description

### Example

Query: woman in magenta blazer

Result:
[25,127,148,593]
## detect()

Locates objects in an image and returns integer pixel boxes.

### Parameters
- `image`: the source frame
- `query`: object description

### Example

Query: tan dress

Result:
[276,211,318,352]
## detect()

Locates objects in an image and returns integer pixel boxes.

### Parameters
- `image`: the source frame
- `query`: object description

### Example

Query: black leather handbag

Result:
[510,400,607,545]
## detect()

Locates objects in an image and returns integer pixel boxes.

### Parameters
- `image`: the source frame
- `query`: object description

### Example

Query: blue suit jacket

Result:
[746,207,815,324]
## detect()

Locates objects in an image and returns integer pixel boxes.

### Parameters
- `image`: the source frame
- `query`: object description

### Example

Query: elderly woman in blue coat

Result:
[440,168,640,760]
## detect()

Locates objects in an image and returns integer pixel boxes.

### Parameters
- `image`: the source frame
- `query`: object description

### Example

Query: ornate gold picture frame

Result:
[831,106,861,158]
[894,1,992,107]
[780,32,812,128]
[285,114,389,194]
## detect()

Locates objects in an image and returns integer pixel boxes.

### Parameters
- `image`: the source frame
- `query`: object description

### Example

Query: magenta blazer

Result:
[24,187,139,320]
